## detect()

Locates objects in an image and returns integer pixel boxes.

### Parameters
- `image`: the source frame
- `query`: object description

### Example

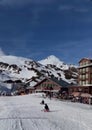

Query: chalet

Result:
[26,77,70,98]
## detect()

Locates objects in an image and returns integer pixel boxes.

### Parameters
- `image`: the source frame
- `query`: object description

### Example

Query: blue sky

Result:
[0,0,92,65]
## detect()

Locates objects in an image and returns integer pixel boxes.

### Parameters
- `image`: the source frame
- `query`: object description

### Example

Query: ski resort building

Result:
[69,58,92,103]
[25,77,70,97]
[78,58,92,88]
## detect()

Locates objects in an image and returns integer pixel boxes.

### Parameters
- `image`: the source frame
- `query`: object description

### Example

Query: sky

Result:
[0,0,92,65]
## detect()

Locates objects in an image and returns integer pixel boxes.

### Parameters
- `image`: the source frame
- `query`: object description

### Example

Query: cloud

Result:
[58,5,73,11]
[58,4,89,13]
[0,48,6,56]
[58,0,91,13]
[0,0,55,6]
[74,8,89,13]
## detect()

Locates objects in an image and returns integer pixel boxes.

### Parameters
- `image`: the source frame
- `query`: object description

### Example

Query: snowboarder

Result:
[44,103,49,112]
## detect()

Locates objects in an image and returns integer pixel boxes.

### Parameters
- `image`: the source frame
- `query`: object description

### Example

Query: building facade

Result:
[78,58,92,86]
[69,58,92,97]
[78,58,92,94]
[34,78,61,93]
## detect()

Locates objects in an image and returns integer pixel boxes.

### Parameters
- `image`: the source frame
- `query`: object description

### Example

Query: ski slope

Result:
[0,93,92,130]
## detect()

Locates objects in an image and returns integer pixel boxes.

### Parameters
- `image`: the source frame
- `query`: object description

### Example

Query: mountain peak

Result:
[47,55,60,60]
[38,55,62,65]
[38,55,69,70]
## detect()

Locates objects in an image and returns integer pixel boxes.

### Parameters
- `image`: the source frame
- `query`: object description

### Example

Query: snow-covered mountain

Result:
[0,55,78,94]
[38,55,78,83]
[0,55,38,81]
[38,55,69,70]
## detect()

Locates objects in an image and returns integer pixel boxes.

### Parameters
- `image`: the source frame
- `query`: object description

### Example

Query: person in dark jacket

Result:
[40,100,45,104]
[44,104,49,112]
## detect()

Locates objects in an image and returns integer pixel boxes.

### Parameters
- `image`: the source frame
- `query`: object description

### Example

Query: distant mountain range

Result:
[0,55,78,94]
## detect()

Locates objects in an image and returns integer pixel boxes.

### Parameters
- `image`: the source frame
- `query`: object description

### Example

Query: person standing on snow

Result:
[40,100,45,104]
[44,104,49,112]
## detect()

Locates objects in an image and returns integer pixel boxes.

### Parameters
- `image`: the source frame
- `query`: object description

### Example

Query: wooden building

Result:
[27,77,70,96]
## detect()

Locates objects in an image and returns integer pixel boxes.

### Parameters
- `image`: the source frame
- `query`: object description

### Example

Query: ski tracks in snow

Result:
[0,95,92,130]
[0,97,58,130]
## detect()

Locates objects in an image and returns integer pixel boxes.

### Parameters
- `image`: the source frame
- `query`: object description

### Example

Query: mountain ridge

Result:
[38,55,77,69]
[0,54,78,94]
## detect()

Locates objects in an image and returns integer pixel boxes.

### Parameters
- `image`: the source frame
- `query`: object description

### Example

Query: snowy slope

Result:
[0,81,11,95]
[0,55,31,65]
[0,94,92,130]
[0,55,38,80]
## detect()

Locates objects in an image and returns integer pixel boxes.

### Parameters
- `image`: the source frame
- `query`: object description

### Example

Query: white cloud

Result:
[0,48,6,56]
[74,8,89,13]
[58,4,89,13]
[0,0,55,6]
[58,5,73,11]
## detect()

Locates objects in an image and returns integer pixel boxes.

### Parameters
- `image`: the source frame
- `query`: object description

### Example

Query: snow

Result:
[0,55,32,66]
[10,68,37,79]
[0,93,92,130]
[38,55,69,70]
[0,55,37,81]
[0,54,77,87]
[0,82,12,95]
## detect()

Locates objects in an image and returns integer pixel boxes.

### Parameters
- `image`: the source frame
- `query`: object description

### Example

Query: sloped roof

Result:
[50,77,70,88]
[79,58,92,63]
[31,77,70,88]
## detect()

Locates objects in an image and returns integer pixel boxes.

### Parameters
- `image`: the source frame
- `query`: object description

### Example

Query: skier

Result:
[44,103,49,112]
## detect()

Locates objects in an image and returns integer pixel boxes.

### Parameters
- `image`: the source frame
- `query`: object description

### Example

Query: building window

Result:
[83,75,85,79]
[86,67,89,72]
[83,62,86,65]
[86,61,89,65]
[43,84,46,87]
[83,81,86,85]
[83,68,86,73]
[86,80,89,84]
[79,81,82,85]
[86,74,88,78]
[79,69,82,73]
[79,75,82,79]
